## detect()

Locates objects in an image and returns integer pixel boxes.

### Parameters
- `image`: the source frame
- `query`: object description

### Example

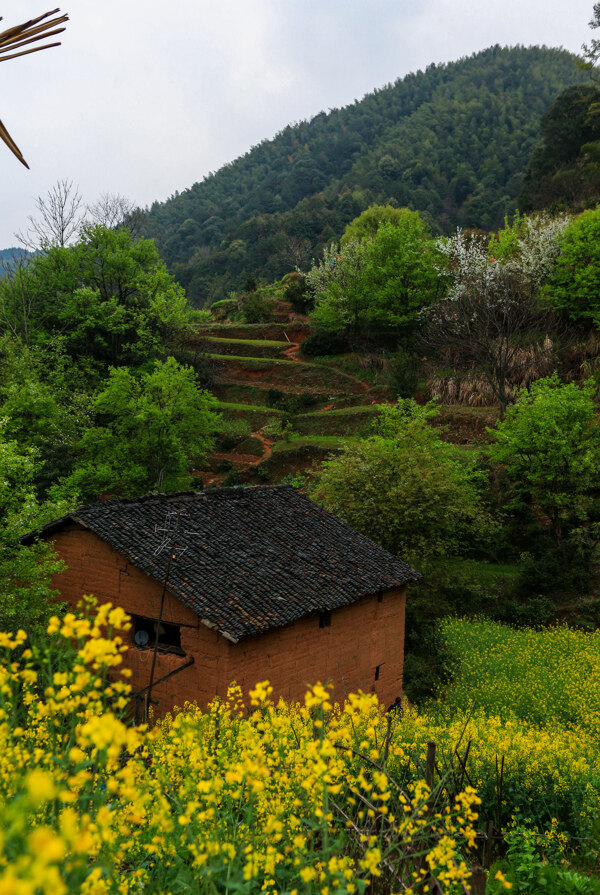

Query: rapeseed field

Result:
[0,603,481,894]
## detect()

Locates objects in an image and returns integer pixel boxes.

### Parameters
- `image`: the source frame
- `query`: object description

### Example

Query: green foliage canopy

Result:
[0,225,190,371]
[0,424,68,636]
[543,206,600,325]
[307,239,370,334]
[308,213,442,334]
[0,337,92,496]
[488,376,600,548]
[311,400,492,563]
[521,84,600,211]
[340,204,412,246]
[67,357,220,499]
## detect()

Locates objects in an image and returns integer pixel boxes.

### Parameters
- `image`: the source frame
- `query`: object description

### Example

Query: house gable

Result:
[50,526,230,711]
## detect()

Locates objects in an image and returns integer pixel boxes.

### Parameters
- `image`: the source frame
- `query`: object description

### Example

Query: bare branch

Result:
[86,192,141,234]
[16,179,85,251]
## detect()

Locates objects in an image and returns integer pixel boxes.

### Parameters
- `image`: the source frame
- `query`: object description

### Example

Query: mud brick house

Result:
[24,485,420,716]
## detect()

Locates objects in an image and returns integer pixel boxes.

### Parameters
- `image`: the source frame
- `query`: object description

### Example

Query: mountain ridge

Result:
[131,46,585,302]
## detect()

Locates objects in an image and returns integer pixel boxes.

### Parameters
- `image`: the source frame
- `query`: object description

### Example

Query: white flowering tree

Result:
[423,212,571,415]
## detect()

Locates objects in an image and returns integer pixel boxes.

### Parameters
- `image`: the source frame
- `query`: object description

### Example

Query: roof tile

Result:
[24,485,420,642]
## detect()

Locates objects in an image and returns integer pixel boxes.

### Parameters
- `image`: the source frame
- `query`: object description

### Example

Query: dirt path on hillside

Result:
[224,379,346,395]
[313,359,371,394]
[282,341,301,362]
[252,430,273,461]
[279,338,371,395]
[196,430,274,487]
[206,431,274,472]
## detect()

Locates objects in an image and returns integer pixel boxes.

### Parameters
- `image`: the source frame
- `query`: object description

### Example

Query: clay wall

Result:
[226,588,406,709]
[50,527,229,716]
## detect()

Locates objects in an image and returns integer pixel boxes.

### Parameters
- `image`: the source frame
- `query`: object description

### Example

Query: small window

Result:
[319,610,331,629]
[133,615,184,655]
[374,665,381,681]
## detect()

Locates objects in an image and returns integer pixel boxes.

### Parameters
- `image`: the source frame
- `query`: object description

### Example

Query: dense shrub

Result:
[300,330,350,356]
[267,388,319,412]
[284,275,313,313]
[217,433,239,451]
[312,401,493,562]
[543,206,600,326]
[489,830,600,894]
[242,292,274,323]
[499,542,593,625]
[222,468,241,486]
[266,388,286,407]
[487,376,600,595]
[188,308,213,323]
[388,346,421,398]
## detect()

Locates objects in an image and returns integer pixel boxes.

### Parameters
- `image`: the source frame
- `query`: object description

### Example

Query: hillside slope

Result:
[140,45,583,304]
[0,247,31,275]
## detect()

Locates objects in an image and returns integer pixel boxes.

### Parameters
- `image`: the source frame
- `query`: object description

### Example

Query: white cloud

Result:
[0,0,593,245]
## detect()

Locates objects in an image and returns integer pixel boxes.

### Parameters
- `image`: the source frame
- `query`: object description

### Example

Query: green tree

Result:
[313,400,498,705]
[1,225,190,369]
[311,400,491,563]
[306,239,371,334]
[520,85,600,211]
[67,357,220,499]
[542,206,600,325]
[308,213,442,335]
[488,376,600,549]
[0,425,68,636]
[0,337,92,497]
[340,204,413,246]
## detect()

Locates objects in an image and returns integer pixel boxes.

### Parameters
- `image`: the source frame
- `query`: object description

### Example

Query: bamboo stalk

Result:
[0,16,68,47]
[0,26,67,54]
[0,43,63,62]
[0,119,29,168]
[0,9,68,167]
[0,10,64,44]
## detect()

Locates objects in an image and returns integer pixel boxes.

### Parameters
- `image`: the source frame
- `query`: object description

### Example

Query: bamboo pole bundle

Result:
[0,9,69,168]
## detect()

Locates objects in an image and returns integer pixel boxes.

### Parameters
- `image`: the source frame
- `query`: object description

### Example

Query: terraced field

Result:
[190,303,498,486]
[193,319,388,486]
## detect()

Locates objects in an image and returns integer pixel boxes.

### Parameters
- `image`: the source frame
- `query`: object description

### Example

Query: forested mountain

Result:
[139,45,583,304]
[0,247,30,274]
[520,83,600,211]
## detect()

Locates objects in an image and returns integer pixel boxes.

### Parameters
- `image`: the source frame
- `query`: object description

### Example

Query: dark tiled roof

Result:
[24,485,420,642]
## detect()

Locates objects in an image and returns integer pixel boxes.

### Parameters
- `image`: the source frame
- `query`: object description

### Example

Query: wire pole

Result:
[144,512,181,724]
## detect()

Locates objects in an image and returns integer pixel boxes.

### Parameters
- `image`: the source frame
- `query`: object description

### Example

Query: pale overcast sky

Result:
[0,0,594,246]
